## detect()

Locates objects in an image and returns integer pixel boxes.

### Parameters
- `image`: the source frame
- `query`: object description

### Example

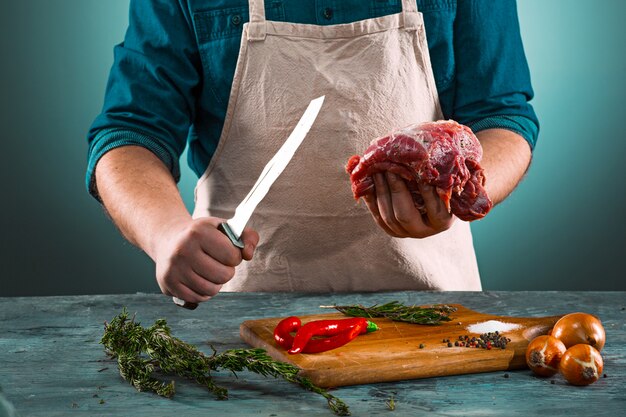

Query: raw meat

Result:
[346,120,493,221]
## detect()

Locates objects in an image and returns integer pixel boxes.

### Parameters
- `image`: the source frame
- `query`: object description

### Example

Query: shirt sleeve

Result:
[86,0,200,200]
[452,0,539,149]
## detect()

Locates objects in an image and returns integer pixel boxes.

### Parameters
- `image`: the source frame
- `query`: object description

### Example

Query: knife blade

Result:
[220,95,325,246]
[173,95,325,309]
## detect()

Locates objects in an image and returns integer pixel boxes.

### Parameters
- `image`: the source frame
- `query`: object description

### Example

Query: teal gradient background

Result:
[1,0,624,296]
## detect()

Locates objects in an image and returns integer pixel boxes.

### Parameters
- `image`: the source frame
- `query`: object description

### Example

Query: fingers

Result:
[418,183,454,231]
[363,191,405,237]
[184,268,224,298]
[159,259,225,302]
[175,284,217,304]
[189,253,236,285]
[194,219,259,264]
[182,227,253,301]
[384,171,432,237]
[365,172,455,238]
[240,227,260,261]
[195,221,244,267]
[155,217,260,306]
[172,282,214,304]
[373,173,410,237]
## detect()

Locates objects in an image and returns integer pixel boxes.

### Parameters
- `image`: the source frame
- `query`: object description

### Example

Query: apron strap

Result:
[248,0,267,41]
[401,0,421,31]
[401,0,419,13]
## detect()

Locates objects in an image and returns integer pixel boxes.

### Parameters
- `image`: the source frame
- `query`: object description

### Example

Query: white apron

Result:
[193,0,482,291]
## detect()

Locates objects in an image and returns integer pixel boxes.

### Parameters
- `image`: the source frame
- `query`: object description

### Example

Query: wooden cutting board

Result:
[240,304,562,387]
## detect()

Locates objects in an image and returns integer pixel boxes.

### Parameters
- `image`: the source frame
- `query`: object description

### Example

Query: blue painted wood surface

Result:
[0,292,624,416]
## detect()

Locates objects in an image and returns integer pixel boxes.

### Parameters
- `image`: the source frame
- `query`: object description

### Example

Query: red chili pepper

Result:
[299,323,365,354]
[288,318,378,354]
[274,316,301,350]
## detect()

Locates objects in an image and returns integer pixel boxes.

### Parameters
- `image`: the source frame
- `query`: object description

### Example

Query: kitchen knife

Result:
[173,95,325,309]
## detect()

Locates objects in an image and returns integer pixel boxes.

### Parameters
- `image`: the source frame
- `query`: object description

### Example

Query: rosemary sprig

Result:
[101,309,350,416]
[321,301,457,325]
[117,353,176,397]
[208,348,349,414]
[385,395,396,411]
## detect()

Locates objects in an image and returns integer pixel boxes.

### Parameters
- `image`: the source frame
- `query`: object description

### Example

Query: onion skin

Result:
[551,312,606,351]
[525,335,567,377]
[559,344,604,386]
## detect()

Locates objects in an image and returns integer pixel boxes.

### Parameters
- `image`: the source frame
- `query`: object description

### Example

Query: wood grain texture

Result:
[240,305,562,387]
[0,292,624,417]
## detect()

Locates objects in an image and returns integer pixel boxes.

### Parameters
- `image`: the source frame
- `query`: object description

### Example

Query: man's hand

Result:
[362,172,454,238]
[95,146,261,305]
[154,217,259,303]
[361,128,532,238]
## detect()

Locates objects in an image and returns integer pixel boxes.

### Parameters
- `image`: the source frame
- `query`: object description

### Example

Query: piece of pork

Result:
[346,120,493,222]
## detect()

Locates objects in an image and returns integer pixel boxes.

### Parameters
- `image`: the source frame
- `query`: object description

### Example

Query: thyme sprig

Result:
[101,309,350,416]
[321,301,457,325]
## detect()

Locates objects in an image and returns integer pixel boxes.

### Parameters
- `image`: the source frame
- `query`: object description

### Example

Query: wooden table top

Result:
[0,291,624,416]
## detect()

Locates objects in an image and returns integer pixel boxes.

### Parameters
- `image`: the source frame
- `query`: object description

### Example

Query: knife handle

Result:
[218,222,245,249]
[172,296,199,310]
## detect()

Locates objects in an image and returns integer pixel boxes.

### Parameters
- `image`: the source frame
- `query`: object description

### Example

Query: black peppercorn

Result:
[446,332,511,351]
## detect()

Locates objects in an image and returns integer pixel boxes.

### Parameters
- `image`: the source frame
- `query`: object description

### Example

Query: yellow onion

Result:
[551,312,605,351]
[525,335,567,377]
[559,344,603,386]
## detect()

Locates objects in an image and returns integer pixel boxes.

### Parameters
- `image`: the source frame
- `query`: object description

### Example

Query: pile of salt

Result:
[467,320,522,334]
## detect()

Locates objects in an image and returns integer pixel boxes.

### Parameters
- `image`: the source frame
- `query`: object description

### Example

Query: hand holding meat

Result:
[347,120,493,238]
[154,217,259,303]
[363,171,455,238]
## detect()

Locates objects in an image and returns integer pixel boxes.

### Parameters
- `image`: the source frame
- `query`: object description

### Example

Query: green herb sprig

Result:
[101,309,350,416]
[321,301,457,325]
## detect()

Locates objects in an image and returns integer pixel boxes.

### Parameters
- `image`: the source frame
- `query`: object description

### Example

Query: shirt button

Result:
[231,14,242,26]
[322,8,333,20]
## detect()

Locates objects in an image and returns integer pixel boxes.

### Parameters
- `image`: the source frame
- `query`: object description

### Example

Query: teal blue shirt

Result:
[87,0,539,197]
